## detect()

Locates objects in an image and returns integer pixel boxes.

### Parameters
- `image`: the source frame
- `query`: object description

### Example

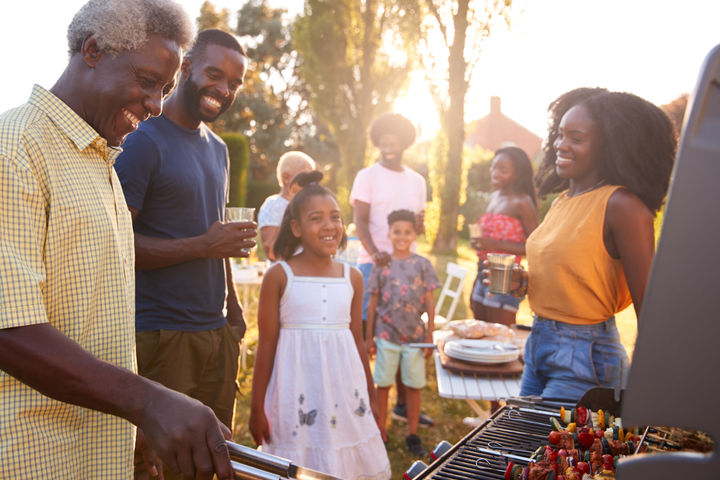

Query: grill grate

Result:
[413,401,572,480]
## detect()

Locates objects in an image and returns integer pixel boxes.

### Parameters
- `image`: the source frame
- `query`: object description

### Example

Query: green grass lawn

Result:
[231,238,639,477]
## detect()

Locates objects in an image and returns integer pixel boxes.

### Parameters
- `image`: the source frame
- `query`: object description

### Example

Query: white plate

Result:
[451,339,519,351]
[445,339,518,356]
[444,349,518,364]
[444,339,519,364]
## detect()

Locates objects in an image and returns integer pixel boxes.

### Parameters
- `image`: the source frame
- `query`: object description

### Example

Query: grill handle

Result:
[227,441,291,477]
[231,460,284,480]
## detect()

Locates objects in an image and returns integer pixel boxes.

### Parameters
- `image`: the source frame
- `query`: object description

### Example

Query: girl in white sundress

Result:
[250,171,391,480]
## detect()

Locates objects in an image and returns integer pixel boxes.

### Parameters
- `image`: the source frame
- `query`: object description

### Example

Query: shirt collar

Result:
[27,84,121,166]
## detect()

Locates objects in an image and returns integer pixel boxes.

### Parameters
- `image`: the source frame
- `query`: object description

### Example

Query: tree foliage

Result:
[196,0,230,30]
[220,132,250,207]
[420,0,512,253]
[196,1,338,183]
[293,0,423,203]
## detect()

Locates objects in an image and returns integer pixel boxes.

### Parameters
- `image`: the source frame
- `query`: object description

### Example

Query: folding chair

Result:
[422,261,468,328]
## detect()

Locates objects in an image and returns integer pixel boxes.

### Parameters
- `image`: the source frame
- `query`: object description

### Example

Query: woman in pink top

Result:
[470,147,538,326]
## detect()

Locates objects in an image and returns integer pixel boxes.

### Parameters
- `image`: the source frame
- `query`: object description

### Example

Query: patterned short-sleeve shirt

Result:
[367,254,439,344]
[0,85,136,479]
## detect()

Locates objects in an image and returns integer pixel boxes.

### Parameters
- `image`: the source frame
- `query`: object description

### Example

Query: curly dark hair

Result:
[494,146,537,207]
[387,209,417,229]
[368,112,416,150]
[186,29,246,62]
[273,171,348,260]
[535,88,677,213]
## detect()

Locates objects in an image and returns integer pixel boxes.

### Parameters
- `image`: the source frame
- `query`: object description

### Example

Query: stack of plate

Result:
[443,339,520,364]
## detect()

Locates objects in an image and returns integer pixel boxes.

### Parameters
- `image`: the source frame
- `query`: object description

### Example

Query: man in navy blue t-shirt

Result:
[115,29,253,453]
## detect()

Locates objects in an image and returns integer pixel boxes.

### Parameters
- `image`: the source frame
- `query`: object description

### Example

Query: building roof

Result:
[466,96,543,158]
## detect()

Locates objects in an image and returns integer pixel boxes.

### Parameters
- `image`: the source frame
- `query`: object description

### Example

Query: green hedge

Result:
[246,180,279,211]
[220,132,250,207]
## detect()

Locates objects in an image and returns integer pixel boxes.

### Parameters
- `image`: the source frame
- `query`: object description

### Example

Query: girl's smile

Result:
[291,194,344,257]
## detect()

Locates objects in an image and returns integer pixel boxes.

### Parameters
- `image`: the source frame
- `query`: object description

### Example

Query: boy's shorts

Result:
[373,337,426,389]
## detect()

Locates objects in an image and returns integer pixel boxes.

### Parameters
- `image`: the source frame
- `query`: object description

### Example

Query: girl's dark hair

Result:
[494,146,537,207]
[387,209,417,229]
[368,112,416,150]
[535,88,677,213]
[273,171,348,260]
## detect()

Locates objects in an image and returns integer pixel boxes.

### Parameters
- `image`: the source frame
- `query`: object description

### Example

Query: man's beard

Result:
[182,75,232,123]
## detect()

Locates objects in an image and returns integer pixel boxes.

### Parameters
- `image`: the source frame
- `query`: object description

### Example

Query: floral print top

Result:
[476,212,526,263]
[367,254,439,344]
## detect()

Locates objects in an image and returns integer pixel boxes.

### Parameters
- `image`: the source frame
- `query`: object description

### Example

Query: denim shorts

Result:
[519,315,629,401]
[471,273,522,312]
[373,337,426,389]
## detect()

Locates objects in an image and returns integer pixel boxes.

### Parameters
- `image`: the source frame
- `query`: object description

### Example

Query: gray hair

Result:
[67,0,195,56]
[276,151,316,185]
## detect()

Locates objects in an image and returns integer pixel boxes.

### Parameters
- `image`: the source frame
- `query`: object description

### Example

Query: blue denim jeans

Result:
[471,272,522,312]
[519,315,629,401]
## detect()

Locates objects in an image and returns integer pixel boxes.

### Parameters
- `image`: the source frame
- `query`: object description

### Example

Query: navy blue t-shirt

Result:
[115,114,229,332]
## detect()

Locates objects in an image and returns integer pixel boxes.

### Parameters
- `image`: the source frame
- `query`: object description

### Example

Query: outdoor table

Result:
[432,327,529,423]
[233,262,265,369]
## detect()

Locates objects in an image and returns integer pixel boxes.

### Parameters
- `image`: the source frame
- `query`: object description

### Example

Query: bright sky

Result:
[1,0,718,139]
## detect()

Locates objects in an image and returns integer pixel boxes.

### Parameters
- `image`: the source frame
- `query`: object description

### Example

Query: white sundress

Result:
[261,261,391,480]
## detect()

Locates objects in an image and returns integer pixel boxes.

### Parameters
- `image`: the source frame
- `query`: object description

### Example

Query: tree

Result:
[293,0,422,203]
[196,0,230,30]
[421,0,512,252]
[197,1,339,185]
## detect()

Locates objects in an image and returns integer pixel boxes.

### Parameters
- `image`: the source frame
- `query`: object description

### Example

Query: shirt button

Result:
[323,299,327,303]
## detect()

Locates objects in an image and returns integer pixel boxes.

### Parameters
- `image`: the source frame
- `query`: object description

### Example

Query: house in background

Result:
[466,96,542,159]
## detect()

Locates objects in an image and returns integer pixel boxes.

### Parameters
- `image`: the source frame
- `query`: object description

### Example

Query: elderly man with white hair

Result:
[258,151,316,260]
[0,1,234,479]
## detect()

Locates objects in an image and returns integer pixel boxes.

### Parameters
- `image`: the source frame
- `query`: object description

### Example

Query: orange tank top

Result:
[526,185,632,325]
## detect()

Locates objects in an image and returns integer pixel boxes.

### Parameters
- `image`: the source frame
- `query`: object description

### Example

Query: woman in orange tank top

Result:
[494,88,677,401]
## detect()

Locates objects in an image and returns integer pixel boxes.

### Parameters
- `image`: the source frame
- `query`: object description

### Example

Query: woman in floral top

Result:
[471,147,538,326]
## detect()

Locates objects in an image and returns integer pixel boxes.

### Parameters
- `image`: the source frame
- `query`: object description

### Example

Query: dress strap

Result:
[278,260,294,304]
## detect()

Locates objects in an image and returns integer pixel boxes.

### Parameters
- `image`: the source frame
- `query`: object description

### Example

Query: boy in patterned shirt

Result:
[365,209,439,457]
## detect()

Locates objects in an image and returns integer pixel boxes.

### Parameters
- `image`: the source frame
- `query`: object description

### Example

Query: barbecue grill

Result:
[405,395,710,480]
[407,41,720,480]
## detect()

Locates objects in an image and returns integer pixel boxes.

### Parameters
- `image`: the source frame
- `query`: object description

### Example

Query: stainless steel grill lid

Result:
[620,42,720,480]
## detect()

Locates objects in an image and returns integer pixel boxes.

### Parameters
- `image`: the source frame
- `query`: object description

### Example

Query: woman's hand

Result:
[472,237,501,251]
[482,262,527,297]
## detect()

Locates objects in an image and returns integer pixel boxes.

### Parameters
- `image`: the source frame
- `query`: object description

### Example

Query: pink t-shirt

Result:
[349,163,427,264]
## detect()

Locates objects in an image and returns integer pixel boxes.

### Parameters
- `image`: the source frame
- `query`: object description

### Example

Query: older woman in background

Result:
[258,151,316,261]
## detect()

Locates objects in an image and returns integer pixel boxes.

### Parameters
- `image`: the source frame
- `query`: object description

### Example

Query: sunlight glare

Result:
[393,73,441,140]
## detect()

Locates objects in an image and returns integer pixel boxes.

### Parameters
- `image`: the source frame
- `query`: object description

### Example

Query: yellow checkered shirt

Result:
[0,85,136,479]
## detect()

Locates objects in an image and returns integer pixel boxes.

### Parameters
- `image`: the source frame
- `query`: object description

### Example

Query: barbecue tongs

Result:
[227,441,342,480]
